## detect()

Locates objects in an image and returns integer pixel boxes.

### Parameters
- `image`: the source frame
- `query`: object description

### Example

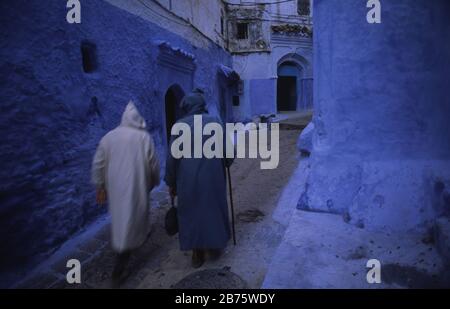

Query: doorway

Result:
[277,61,302,112]
[277,76,297,111]
[165,85,184,146]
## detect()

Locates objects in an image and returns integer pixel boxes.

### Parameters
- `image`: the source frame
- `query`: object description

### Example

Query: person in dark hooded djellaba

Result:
[164,89,234,268]
[91,101,160,286]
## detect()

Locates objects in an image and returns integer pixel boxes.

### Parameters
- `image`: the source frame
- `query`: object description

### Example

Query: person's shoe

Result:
[191,249,205,269]
[111,275,121,289]
[207,249,223,261]
[111,251,131,288]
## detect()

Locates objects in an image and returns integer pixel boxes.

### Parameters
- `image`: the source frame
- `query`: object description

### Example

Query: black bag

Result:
[165,197,178,236]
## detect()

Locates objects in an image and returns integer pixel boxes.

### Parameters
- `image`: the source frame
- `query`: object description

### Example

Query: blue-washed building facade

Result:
[0,0,238,287]
[226,0,313,121]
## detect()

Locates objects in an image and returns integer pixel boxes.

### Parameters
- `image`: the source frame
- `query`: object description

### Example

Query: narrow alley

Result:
[2,0,450,292]
[17,114,312,289]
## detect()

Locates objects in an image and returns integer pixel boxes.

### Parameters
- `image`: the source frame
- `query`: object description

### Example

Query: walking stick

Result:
[226,166,237,246]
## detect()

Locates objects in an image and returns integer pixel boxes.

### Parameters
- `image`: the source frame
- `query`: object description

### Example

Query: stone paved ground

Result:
[17,113,310,289]
[17,110,449,289]
[263,205,450,288]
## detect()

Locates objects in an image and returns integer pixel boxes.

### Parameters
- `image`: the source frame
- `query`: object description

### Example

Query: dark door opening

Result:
[165,85,184,146]
[277,76,297,111]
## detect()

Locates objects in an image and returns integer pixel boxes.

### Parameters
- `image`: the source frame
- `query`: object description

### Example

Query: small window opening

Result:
[81,41,97,73]
[237,22,249,40]
[297,0,311,16]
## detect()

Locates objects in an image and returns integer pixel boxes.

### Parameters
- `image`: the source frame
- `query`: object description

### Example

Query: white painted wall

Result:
[155,0,227,47]
[105,0,225,49]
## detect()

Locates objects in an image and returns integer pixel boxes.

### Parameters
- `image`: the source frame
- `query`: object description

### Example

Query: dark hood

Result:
[180,89,207,117]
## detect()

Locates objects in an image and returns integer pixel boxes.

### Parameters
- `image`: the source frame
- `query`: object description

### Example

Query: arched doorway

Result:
[277,61,301,112]
[165,84,185,146]
[276,53,312,113]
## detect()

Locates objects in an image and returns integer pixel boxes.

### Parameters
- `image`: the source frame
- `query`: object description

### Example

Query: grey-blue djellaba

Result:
[164,89,233,251]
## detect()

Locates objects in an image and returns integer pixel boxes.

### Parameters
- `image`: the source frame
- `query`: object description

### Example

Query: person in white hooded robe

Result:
[91,101,160,284]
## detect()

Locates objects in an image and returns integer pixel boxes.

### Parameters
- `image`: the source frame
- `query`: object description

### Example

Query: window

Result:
[297,0,310,16]
[81,41,97,73]
[237,22,249,40]
[232,96,240,107]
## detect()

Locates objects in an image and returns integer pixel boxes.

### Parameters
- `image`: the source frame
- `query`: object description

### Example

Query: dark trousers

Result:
[112,251,131,280]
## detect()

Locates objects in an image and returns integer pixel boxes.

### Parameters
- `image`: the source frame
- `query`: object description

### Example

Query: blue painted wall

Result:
[250,78,277,116]
[0,0,232,286]
[301,78,313,110]
[314,0,450,159]
[302,0,450,232]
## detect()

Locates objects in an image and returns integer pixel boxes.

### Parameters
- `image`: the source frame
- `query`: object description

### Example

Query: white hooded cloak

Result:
[91,101,160,252]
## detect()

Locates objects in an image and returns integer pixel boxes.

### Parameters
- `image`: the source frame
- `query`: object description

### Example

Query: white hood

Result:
[120,101,146,129]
